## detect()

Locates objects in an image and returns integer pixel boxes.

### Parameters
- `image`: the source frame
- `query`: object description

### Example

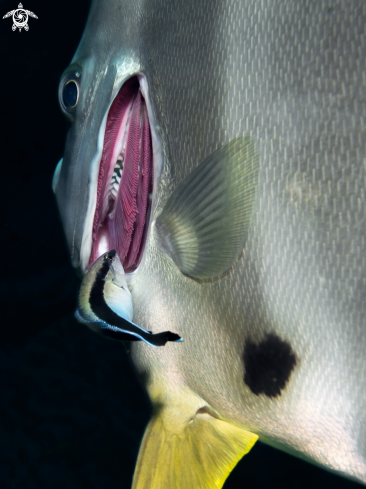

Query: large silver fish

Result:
[53,0,366,487]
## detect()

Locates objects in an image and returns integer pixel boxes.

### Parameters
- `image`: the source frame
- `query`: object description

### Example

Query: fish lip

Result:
[78,72,161,277]
[52,158,63,194]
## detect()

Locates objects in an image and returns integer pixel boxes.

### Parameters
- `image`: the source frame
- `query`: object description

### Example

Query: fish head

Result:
[86,249,129,290]
[53,57,115,273]
[53,1,151,275]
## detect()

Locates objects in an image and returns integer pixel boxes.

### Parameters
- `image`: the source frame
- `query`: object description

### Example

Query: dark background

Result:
[0,0,362,487]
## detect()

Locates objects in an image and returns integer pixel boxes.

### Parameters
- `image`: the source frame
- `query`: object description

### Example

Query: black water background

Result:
[0,0,361,487]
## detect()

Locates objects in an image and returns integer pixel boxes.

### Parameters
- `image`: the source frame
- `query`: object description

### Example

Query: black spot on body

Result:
[243,333,297,398]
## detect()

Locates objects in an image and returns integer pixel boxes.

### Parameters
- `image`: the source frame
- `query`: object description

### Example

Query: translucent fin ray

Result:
[156,137,260,279]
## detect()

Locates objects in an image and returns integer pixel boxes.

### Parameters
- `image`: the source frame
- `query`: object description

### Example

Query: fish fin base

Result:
[155,137,259,279]
[132,411,258,489]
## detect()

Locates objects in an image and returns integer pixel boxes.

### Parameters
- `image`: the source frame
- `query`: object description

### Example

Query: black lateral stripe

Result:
[89,256,151,340]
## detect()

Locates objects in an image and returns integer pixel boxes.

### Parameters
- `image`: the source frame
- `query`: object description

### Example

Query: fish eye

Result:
[62,80,78,108]
[58,67,81,120]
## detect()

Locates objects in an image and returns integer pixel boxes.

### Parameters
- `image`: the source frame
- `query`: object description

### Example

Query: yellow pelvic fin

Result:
[132,411,258,489]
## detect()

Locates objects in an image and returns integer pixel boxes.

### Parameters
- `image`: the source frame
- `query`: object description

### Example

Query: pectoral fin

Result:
[132,411,258,489]
[155,137,259,279]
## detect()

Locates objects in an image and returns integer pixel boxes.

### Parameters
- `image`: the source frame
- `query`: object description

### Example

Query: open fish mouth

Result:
[87,76,154,274]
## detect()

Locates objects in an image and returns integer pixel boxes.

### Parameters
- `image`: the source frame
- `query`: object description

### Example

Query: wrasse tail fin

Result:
[132,411,258,488]
[156,136,260,279]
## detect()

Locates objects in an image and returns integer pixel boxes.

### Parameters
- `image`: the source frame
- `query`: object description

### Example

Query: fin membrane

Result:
[156,137,259,279]
[132,411,258,489]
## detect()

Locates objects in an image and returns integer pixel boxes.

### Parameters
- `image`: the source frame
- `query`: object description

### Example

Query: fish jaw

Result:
[53,57,117,272]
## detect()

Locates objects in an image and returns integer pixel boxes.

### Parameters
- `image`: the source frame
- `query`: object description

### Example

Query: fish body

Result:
[54,0,366,486]
[76,249,182,347]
